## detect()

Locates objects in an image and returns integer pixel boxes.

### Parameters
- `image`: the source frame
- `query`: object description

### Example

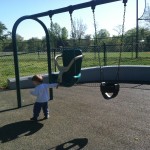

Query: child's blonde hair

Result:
[32,75,43,83]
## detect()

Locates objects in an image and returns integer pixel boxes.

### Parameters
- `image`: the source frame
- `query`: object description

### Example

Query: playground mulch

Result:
[0,84,150,150]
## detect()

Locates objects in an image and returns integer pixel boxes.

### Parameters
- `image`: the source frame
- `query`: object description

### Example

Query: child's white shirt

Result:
[30,83,58,103]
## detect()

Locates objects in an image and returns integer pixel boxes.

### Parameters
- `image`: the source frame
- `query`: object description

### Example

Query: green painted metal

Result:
[12,17,53,107]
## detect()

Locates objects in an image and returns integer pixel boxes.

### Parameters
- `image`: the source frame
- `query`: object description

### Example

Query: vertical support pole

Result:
[54,48,56,72]
[44,25,53,100]
[103,43,107,66]
[136,0,139,58]
[132,36,134,58]
[47,43,53,100]
[12,22,22,108]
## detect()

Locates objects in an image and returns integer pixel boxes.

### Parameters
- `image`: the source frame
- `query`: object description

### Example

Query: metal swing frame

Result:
[12,0,127,108]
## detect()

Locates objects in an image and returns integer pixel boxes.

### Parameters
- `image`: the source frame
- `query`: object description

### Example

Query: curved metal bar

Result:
[55,54,83,83]
[54,54,63,71]
[12,16,52,108]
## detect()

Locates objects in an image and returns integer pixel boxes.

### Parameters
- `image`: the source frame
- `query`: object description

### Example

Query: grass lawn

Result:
[0,52,150,88]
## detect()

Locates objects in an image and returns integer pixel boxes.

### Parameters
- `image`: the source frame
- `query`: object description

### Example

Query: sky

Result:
[0,0,146,40]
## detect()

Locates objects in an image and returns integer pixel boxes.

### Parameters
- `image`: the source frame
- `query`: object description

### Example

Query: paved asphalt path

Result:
[0,84,150,150]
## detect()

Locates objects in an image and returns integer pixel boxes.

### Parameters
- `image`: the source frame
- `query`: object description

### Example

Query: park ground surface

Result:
[0,84,150,150]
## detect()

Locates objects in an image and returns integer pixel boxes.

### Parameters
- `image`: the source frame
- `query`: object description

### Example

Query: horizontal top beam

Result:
[29,0,122,18]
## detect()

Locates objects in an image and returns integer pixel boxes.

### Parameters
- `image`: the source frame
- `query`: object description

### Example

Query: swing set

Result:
[12,0,128,108]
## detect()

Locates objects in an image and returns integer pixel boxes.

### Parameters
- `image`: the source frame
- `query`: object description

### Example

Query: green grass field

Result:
[0,52,150,88]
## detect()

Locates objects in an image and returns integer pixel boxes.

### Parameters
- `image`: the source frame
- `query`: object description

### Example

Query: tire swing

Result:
[91,0,128,100]
[50,10,83,87]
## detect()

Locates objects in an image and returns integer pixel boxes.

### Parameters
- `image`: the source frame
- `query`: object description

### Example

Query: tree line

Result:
[0,19,150,53]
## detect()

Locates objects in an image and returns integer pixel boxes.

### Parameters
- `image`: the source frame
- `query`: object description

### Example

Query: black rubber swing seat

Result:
[55,49,83,87]
[100,82,120,100]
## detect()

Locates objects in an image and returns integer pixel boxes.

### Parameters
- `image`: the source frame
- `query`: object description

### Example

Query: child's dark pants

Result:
[33,102,49,118]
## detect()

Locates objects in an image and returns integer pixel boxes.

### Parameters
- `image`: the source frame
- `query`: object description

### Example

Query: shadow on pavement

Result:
[0,120,43,143]
[0,103,34,113]
[49,138,88,150]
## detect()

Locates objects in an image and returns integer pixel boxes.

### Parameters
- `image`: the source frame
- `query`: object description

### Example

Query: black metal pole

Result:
[132,36,134,58]
[136,0,139,58]
[103,43,107,66]
[12,17,26,108]
[29,0,121,18]
[12,30,21,108]
[54,48,56,72]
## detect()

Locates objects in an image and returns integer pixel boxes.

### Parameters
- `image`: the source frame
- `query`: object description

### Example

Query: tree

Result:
[27,38,42,53]
[93,29,110,46]
[49,23,68,47]
[0,22,26,52]
[0,22,7,41]
[125,27,150,52]
[52,23,61,37]
[97,29,110,38]
[61,27,68,40]
[0,32,25,52]
[71,19,87,42]
[113,25,123,36]
[84,34,91,46]
[125,27,150,40]
[0,21,10,41]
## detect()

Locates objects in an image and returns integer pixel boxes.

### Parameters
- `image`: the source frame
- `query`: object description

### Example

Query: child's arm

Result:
[47,83,59,89]
[30,87,39,96]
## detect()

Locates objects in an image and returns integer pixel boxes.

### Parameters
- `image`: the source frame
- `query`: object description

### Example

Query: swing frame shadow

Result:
[0,103,34,113]
[12,0,127,108]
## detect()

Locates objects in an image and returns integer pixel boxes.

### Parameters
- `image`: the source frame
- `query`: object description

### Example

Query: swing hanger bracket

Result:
[68,5,74,15]
[123,0,128,6]
[91,1,96,12]
[49,10,54,19]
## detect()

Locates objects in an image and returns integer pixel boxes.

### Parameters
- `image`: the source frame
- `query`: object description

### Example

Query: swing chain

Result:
[49,11,53,33]
[116,3,127,81]
[69,10,78,76]
[91,5,103,82]
[70,13,74,38]
[69,10,76,47]
[121,4,127,46]
[92,6,97,45]
[50,16,53,32]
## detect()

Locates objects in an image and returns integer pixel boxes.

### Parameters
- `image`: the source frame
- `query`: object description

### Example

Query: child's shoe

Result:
[30,117,37,121]
[43,115,49,119]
